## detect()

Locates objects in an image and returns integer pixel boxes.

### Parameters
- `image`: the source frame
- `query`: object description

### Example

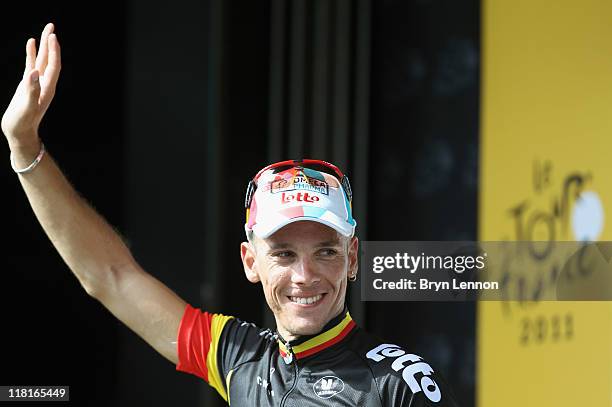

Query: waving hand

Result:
[2,23,60,147]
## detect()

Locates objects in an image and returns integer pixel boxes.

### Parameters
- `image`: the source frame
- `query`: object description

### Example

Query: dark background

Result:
[1,0,478,405]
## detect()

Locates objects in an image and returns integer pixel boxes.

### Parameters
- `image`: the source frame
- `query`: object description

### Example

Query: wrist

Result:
[10,138,44,173]
[6,131,40,151]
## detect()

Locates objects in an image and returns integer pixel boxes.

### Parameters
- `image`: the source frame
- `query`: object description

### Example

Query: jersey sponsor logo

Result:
[366,344,442,403]
[281,191,321,203]
[269,175,330,195]
[256,375,275,397]
[313,375,345,399]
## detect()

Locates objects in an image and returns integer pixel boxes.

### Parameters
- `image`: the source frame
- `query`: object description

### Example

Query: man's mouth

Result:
[288,294,323,305]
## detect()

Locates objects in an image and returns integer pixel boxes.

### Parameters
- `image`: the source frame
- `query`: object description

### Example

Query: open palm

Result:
[1,23,61,147]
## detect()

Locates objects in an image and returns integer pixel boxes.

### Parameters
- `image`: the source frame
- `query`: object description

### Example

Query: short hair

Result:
[246,229,255,244]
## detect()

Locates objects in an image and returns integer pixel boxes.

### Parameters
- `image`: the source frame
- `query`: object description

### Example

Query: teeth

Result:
[289,295,322,305]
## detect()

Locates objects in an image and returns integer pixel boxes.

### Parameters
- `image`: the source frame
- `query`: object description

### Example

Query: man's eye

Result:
[319,248,338,256]
[274,251,295,258]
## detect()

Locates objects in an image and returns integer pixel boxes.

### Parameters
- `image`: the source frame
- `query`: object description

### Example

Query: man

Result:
[3,24,460,406]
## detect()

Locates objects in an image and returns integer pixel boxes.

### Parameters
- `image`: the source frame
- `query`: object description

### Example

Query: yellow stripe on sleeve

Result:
[206,314,234,401]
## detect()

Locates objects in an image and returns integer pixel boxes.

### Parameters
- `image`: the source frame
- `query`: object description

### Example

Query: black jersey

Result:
[176,304,460,406]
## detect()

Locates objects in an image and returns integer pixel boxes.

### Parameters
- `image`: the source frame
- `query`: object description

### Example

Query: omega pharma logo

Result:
[313,376,345,399]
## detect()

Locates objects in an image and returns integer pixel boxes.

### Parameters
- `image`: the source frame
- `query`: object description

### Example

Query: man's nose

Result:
[291,257,320,285]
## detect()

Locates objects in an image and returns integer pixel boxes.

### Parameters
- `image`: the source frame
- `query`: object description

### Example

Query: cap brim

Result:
[252,214,355,239]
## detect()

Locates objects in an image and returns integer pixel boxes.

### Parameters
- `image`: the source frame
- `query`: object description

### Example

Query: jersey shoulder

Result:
[347,328,460,406]
[176,305,279,403]
[218,316,278,370]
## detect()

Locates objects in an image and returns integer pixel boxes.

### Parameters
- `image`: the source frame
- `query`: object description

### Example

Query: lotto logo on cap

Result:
[246,167,356,238]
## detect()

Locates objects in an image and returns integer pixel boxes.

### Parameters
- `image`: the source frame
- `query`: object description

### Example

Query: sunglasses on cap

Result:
[244,159,353,213]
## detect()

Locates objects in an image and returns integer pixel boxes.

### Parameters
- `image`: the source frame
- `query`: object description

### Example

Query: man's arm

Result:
[2,23,186,364]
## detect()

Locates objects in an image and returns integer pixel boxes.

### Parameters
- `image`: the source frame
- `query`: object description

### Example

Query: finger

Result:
[35,23,54,75]
[44,34,61,91]
[24,69,41,109]
[23,38,36,78]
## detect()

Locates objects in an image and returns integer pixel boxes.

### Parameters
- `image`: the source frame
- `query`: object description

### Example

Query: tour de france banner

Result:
[477,0,612,405]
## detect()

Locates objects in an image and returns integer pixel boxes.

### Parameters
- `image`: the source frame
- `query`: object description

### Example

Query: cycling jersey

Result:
[176,304,460,406]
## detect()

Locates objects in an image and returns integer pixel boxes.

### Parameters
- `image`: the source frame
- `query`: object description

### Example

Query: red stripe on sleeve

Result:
[176,304,213,382]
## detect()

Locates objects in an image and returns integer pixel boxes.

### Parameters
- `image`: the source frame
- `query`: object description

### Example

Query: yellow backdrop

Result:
[478,0,612,405]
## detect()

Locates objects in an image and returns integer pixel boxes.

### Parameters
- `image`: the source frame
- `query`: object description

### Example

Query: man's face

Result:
[241,221,358,341]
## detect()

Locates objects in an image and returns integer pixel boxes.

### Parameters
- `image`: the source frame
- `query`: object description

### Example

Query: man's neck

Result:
[276,308,347,343]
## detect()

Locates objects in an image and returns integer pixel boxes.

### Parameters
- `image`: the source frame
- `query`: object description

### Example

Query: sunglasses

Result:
[244,159,353,212]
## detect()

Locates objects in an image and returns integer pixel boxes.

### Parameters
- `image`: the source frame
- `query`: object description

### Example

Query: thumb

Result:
[25,69,41,107]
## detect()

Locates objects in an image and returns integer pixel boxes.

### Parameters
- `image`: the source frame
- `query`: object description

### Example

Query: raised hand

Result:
[1,23,61,149]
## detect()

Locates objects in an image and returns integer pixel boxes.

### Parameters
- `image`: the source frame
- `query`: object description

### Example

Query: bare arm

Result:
[2,23,186,364]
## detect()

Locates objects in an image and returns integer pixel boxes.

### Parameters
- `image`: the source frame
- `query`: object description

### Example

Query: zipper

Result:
[279,342,299,406]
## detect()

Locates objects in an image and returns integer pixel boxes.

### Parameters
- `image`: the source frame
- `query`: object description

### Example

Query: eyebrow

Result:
[267,242,293,250]
[315,239,342,247]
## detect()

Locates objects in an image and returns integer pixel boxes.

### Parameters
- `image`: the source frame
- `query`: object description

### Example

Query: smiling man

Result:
[241,161,358,342]
[243,221,354,340]
[3,24,460,406]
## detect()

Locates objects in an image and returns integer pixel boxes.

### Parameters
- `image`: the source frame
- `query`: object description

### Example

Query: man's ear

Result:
[240,241,260,283]
[348,236,359,278]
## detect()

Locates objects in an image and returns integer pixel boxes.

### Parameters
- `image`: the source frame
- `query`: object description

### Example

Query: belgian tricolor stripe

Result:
[278,312,356,360]
[176,305,233,402]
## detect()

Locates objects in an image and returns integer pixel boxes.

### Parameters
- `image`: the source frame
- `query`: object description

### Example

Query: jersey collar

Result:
[277,308,356,362]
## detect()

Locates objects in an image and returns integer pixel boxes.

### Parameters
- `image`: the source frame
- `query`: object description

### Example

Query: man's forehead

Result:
[265,237,343,250]
[260,221,344,248]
